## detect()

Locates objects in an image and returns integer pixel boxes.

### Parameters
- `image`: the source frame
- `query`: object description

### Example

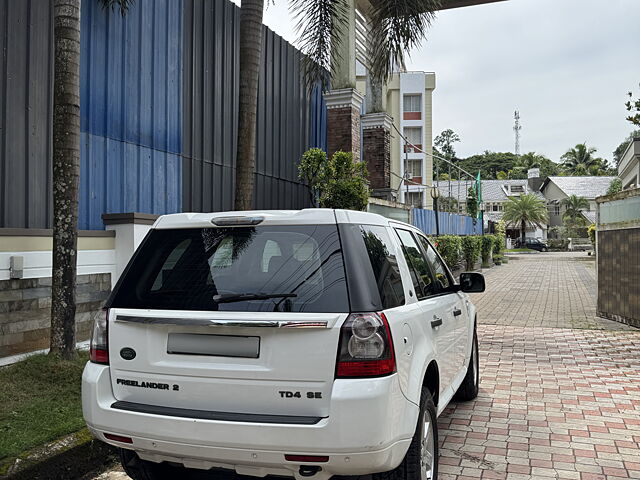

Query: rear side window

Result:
[359,225,405,309]
[395,229,437,299]
[110,225,349,313]
[416,235,452,291]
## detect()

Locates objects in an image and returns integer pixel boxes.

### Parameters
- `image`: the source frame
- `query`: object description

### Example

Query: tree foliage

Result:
[626,83,640,127]
[606,178,622,195]
[502,194,549,244]
[466,186,478,219]
[457,151,519,180]
[433,235,462,270]
[299,149,369,211]
[561,195,589,227]
[561,143,615,176]
[461,236,481,271]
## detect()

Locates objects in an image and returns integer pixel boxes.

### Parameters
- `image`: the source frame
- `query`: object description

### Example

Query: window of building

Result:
[492,203,500,212]
[403,94,422,112]
[554,205,560,216]
[407,159,422,178]
[510,185,524,194]
[405,191,423,207]
[403,127,422,151]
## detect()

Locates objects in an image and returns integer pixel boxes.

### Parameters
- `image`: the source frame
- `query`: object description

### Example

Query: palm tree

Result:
[502,194,549,246]
[50,0,131,360]
[561,143,598,175]
[561,194,589,227]
[233,0,442,209]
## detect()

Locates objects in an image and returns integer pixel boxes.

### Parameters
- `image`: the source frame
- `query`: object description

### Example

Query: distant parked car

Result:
[568,238,593,252]
[515,238,548,252]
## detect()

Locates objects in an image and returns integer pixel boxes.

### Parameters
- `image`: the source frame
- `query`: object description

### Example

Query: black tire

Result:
[119,448,186,480]
[373,387,438,480]
[454,327,479,401]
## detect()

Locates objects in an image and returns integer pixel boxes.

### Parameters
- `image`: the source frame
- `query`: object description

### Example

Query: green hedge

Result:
[481,235,494,267]
[461,236,482,271]
[433,235,462,270]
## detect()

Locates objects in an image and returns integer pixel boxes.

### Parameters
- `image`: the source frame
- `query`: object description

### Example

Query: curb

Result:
[1,428,116,480]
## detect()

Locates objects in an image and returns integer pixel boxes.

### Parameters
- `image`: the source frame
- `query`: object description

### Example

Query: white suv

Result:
[82,209,484,480]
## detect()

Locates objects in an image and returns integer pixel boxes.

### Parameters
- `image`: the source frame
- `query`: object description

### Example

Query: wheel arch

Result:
[422,360,440,407]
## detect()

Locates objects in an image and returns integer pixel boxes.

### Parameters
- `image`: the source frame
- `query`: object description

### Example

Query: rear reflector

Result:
[285,455,329,463]
[104,433,133,444]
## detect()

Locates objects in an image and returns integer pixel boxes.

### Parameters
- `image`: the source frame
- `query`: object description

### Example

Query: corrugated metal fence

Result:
[1,0,327,230]
[0,0,54,229]
[412,208,482,236]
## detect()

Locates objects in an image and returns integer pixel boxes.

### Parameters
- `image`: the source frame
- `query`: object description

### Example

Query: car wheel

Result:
[542,247,548,252]
[374,387,439,480]
[119,448,189,480]
[454,327,479,401]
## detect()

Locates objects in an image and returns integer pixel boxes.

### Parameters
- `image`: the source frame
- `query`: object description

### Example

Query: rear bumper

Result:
[82,363,418,477]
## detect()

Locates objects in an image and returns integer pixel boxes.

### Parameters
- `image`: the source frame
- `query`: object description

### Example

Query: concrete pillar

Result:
[362,112,393,195]
[102,213,159,283]
[324,88,364,161]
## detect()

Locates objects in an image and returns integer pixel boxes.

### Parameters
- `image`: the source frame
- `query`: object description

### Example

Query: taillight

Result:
[336,313,396,378]
[90,308,109,364]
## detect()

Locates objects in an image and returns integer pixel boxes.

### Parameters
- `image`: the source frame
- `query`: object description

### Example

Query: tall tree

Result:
[50,0,82,359]
[50,0,132,359]
[234,0,265,211]
[232,0,442,207]
[561,194,589,227]
[502,194,548,245]
[561,143,599,175]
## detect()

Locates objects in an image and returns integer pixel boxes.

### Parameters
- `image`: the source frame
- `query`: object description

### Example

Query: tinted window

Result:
[360,225,405,309]
[417,235,452,291]
[110,225,348,313]
[395,229,436,299]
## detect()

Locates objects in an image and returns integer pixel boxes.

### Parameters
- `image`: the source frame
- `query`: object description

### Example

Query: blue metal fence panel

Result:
[411,208,482,236]
[79,0,183,229]
[79,133,181,230]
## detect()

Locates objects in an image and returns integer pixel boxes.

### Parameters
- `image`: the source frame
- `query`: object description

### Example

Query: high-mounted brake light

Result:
[90,309,109,364]
[211,216,264,226]
[335,313,396,378]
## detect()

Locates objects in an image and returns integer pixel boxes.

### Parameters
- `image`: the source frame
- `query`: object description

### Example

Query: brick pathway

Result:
[471,253,635,330]
[438,324,640,480]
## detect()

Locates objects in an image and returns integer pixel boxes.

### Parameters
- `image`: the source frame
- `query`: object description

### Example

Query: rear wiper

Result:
[212,292,297,304]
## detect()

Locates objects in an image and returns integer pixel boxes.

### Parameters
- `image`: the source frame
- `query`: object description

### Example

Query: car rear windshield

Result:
[109,225,349,313]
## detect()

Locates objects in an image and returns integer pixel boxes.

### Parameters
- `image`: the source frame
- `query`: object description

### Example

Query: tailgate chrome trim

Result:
[111,401,323,425]
[115,315,329,328]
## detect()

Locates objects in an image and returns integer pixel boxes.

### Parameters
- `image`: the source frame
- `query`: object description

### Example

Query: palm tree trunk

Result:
[234,0,264,211]
[520,219,526,246]
[50,0,81,359]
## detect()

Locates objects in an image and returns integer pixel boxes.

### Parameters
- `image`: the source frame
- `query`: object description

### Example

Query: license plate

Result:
[167,333,260,358]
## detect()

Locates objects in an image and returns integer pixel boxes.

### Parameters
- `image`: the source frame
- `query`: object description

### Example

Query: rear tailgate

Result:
[108,309,345,418]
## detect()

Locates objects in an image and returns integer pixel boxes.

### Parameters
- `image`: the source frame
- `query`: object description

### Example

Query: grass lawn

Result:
[0,351,88,461]
[505,248,537,253]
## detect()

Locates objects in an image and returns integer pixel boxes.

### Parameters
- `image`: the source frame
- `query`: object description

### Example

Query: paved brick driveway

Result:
[92,253,640,480]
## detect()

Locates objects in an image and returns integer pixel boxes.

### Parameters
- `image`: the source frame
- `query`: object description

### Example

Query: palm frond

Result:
[290,0,348,89]
[98,0,134,16]
[367,0,442,81]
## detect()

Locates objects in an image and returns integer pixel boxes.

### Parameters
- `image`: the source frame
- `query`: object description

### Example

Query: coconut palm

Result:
[561,194,589,227]
[50,0,132,359]
[561,143,599,175]
[234,0,442,209]
[502,194,549,246]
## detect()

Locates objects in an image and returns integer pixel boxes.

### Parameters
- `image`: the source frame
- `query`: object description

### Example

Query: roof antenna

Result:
[514,110,522,156]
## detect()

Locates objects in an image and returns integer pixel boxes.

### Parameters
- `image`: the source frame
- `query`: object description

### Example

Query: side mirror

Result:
[459,272,485,293]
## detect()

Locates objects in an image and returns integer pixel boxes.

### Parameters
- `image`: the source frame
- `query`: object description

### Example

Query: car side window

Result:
[394,229,437,300]
[416,234,452,291]
[360,225,405,309]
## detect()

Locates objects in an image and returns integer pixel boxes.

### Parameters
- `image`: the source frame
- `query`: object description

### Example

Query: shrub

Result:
[492,234,503,256]
[588,223,596,247]
[433,235,462,270]
[461,236,482,271]
[481,235,494,267]
[548,238,568,250]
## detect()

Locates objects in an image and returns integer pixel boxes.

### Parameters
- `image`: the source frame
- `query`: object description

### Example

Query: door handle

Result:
[453,308,462,317]
[431,317,443,328]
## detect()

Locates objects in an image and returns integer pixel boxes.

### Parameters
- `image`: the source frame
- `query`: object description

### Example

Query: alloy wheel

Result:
[420,410,435,480]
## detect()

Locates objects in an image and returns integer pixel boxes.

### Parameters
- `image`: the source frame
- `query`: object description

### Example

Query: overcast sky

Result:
[238,0,640,163]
